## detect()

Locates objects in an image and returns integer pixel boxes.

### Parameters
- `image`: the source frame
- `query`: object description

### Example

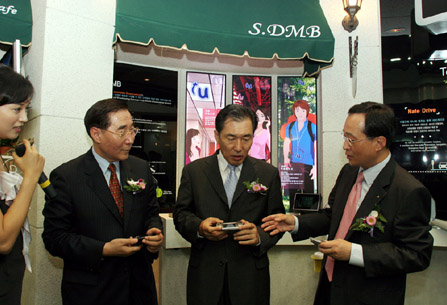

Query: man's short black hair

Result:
[215,104,257,134]
[348,102,395,148]
[84,98,129,138]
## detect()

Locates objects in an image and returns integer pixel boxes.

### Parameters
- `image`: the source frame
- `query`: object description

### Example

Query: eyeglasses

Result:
[103,127,140,138]
[341,132,372,146]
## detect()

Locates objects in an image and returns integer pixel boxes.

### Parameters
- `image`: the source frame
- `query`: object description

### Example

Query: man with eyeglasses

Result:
[262,102,433,305]
[43,98,163,305]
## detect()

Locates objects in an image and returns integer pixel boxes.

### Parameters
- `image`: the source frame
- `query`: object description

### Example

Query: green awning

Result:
[0,0,33,47]
[115,0,334,76]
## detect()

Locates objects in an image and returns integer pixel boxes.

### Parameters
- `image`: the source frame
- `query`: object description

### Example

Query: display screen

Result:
[293,193,320,212]
[185,72,226,165]
[277,77,318,212]
[233,75,272,162]
[113,62,178,212]
[113,63,177,106]
[390,99,447,219]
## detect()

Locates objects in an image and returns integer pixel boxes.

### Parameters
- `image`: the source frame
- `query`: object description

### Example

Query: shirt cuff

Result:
[290,215,299,234]
[349,243,365,267]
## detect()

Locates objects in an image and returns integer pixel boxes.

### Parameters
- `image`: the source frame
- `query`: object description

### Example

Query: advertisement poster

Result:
[233,75,272,162]
[185,72,226,165]
[113,63,178,212]
[277,77,317,212]
[390,99,447,219]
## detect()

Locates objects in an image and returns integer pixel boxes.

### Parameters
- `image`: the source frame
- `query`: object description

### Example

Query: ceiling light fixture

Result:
[429,50,447,61]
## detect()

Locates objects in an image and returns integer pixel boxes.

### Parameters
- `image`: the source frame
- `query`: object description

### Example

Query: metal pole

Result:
[12,39,22,74]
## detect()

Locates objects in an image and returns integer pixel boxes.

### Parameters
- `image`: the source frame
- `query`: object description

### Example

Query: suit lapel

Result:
[120,159,134,232]
[345,159,395,240]
[203,155,228,205]
[231,157,257,207]
[84,150,123,224]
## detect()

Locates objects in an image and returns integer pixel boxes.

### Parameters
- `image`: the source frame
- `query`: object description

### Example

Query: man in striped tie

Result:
[43,99,163,305]
[262,102,433,305]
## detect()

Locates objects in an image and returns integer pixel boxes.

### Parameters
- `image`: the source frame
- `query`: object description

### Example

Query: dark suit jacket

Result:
[173,153,285,305]
[293,157,433,305]
[42,149,162,305]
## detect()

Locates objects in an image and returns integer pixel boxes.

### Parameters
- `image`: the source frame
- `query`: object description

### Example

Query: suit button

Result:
[219,260,227,267]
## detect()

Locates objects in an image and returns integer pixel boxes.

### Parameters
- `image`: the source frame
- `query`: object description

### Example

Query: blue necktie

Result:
[224,165,238,207]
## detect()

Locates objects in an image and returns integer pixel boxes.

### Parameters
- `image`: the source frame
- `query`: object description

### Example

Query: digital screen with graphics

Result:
[113,63,178,212]
[390,99,447,219]
[185,72,226,165]
[232,75,272,162]
[113,63,177,106]
[277,77,318,212]
[293,193,320,212]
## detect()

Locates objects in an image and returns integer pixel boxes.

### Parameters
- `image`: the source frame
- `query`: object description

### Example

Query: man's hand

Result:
[318,239,352,261]
[142,228,164,254]
[199,217,228,241]
[233,219,259,246]
[103,238,142,257]
[261,213,295,236]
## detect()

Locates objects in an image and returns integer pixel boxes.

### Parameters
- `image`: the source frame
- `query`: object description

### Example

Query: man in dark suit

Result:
[262,102,433,305]
[42,99,163,305]
[174,104,285,305]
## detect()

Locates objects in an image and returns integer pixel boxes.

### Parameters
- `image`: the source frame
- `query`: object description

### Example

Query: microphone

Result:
[14,142,57,199]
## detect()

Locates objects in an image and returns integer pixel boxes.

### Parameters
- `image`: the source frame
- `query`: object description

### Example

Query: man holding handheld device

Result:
[174,105,285,305]
[262,102,433,305]
[216,221,243,231]
[310,237,323,246]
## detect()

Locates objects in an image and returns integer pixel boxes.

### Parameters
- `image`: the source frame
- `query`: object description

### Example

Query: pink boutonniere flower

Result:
[350,205,387,237]
[123,178,146,194]
[243,178,268,195]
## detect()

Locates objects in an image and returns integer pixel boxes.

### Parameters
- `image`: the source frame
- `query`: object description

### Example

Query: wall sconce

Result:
[342,0,362,32]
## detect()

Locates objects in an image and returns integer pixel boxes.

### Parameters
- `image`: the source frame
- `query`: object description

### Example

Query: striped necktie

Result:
[108,164,124,217]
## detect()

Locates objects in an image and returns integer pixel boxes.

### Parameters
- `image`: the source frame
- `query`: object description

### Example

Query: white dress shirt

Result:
[292,153,391,267]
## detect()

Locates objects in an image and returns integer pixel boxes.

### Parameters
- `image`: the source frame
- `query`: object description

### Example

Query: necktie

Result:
[224,165,238,207]
[325,171,364,282]
[108,164,124,217]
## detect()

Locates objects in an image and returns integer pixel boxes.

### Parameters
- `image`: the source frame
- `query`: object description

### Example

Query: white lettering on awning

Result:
[248,23,321,38]
[0,6,17,15]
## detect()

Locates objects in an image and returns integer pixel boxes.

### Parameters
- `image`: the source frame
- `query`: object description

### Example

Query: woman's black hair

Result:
[0,64,34,106]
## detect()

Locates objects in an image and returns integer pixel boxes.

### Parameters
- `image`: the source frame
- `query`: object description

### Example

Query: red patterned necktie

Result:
[108,164,123,217]
[325,171,364,282]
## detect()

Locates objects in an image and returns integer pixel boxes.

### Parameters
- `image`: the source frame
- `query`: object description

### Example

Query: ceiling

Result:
[380,0,447,73]
[381,0,414,37]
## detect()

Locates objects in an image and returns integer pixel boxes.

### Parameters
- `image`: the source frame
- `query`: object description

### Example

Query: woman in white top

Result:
[0,64,45,305]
